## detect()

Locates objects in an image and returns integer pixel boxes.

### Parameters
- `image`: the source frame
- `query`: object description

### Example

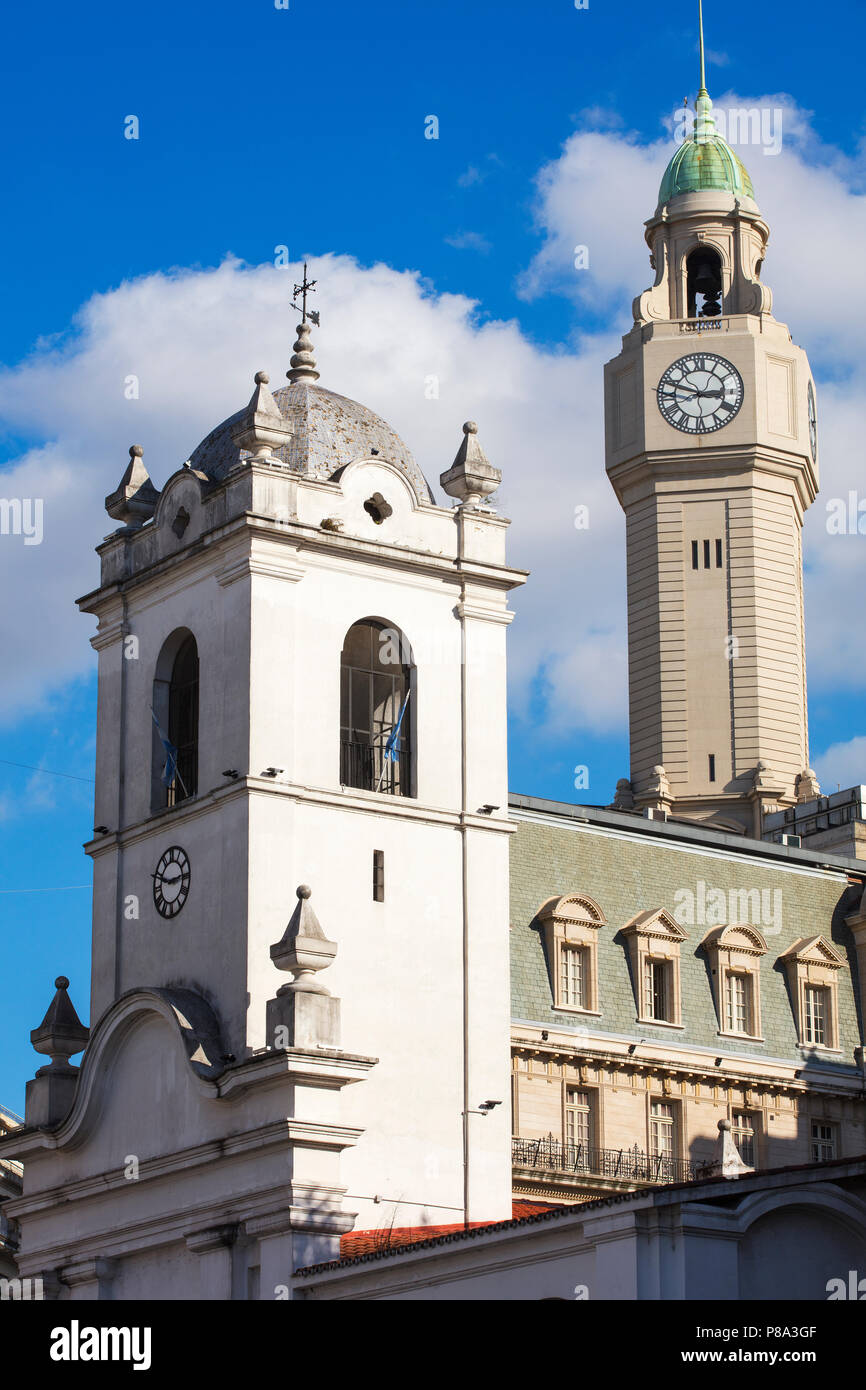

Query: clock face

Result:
[657,353,744,434]
[152,846,191,918]
[807,380,818,462]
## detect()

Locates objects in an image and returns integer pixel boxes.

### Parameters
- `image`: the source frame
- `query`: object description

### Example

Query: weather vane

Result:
[292,261,320,327]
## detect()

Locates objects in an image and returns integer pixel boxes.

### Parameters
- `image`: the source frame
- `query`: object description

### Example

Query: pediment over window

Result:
[621,908,689,943]
[538,894,606,929]
[780,936,846,970]
[702,924,768,957]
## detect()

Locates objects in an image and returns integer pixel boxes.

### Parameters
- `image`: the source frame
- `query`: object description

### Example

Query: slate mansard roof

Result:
[508,796,865,1067]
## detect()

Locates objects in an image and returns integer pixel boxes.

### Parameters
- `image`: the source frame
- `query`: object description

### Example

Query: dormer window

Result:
[703,924,768,1040]
[780,936,847,1051]
[537,894,605,1016]
[622,909,688,1028]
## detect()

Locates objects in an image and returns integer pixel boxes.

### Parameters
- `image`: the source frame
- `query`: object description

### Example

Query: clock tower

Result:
[605,20,820,836]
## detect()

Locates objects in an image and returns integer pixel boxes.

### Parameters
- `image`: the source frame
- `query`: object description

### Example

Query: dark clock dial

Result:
[657,352,744,434]
[152,846,191,918]
[807,380,818,463]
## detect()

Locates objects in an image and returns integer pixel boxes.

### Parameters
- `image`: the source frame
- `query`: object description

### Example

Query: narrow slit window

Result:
[691,540,699,571]
[708,754,716,783]
[703,539,711,569]
[715,538,723,568]
[373,849,385,902]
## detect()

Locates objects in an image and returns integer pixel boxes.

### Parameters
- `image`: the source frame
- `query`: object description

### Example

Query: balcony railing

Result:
[340,737,407,796]
[512,1134,704,1186]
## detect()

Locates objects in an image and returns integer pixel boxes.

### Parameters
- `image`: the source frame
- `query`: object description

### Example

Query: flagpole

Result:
[375,688,411,793]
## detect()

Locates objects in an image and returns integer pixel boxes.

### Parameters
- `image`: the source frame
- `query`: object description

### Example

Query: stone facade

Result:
[605,115,818,835]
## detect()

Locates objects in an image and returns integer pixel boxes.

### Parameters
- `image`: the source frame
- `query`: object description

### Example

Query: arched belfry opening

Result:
[340,619,413,797]
[152,629,199,810]
[686,245,723,319]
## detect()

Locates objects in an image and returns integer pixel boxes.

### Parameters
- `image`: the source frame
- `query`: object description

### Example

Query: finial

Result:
[269,884,337,993]
[30,976,90,1070]
[232,370,294,459]
[440,420,501,507]
[287,261,321,383]
[287,321,320,383]
[105,444,160,528]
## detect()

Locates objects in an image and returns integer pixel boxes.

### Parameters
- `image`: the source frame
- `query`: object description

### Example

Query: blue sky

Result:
[1,0,865,1108]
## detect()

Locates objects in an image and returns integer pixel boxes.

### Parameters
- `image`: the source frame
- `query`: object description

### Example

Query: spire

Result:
[698,0,708,96]
[694,0,716,143]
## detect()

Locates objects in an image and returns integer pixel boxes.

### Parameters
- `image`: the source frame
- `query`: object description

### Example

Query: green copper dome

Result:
[659,119,755,205]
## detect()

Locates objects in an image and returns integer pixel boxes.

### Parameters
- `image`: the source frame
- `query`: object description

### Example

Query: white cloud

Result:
[812,736,866,793]
[445,231,492,253]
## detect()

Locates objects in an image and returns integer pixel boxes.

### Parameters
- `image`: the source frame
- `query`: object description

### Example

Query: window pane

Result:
[560,946,585,1008]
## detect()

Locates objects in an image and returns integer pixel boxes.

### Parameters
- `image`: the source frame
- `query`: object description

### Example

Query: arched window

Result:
[152,630,199,809]
[340,620,413,797]
[686,246,722,319]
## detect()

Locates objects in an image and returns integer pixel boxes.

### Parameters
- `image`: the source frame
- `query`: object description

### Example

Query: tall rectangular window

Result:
[650,1100,675,1159]
[560,945,586,1009]
[644,959,670,1022]
[703,539,711,569]
[725,972,752,1035]
[804,985,827,1045]
[715,538,723,568]
[565,1088,593,1151]
[708,753,716,783]
[811,1121,837,1162]
[731,1111,756,1167]
[691,540,699,571]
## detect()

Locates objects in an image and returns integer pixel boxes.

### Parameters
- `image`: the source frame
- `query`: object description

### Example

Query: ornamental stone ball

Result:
[255,371,270,385]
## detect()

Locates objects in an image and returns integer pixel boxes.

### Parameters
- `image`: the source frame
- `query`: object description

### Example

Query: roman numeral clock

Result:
[656,352,744,434]
[152,846,191,919]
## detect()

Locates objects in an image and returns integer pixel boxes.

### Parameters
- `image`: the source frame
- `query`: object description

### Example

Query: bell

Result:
[692,261,720,297]
[699,292,722,318]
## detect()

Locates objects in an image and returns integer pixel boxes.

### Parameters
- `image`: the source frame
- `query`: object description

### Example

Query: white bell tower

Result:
[2,304,524,1300]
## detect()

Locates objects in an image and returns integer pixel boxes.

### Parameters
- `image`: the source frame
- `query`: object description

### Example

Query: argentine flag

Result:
[151,708,178,787]
[384,690,410,762]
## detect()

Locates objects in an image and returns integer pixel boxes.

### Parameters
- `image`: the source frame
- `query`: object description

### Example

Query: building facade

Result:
[508,798,866,1205]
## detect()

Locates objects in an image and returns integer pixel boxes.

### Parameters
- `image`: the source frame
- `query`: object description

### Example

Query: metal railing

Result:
[340,738,406,796]
[512,1134,704,1186]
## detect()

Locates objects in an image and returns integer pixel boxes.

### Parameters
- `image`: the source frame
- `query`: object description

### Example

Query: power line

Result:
[0,759,94,784]
[0,884,91,894]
